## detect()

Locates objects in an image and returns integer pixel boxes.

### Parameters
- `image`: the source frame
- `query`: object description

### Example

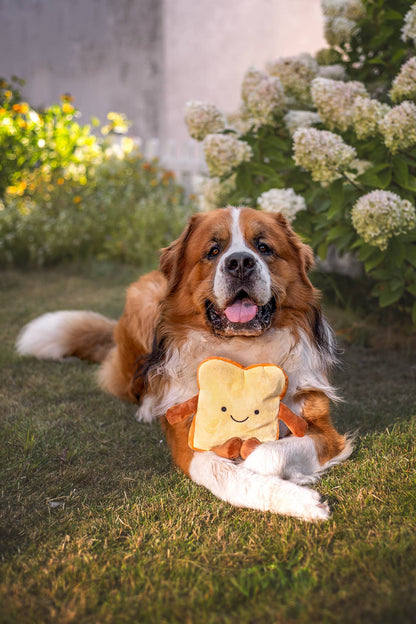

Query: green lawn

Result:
[1,265,415,624]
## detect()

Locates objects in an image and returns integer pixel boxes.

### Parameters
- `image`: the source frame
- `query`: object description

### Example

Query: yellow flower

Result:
[4,90,12,99]
[62,102,74,114]
[57,177,65,185]
[73,195,82,204]
[150,179,158,186]
[6,181,27,196]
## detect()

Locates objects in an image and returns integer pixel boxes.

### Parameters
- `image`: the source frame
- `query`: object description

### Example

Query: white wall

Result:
[0,0,163,138]
[163,0,325,142]
[0,0,325,143]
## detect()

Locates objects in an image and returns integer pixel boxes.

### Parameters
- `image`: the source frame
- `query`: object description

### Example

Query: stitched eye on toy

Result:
[254,409,259,415]
[221,406,227,412]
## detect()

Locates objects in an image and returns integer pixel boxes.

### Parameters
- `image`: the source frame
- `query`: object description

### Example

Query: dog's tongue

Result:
[224,298,258,323]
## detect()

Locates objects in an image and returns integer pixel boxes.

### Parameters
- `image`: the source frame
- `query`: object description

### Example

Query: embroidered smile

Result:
[230,415,249,423]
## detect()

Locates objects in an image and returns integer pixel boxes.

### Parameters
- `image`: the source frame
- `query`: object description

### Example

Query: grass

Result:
[1,264,415,624]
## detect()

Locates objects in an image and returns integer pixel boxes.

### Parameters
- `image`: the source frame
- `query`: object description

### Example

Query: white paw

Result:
[287,471,320,486]
[268,480,330,522]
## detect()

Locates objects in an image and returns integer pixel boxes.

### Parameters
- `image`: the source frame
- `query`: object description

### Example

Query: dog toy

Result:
[165,357,307,459]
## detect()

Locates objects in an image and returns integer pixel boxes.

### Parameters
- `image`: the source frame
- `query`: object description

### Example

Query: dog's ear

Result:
[272,212,314,274]
[159,214,202,291]
[300,242,314,273]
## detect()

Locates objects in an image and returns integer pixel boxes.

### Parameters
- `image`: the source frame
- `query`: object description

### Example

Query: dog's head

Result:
[160,206,316,337]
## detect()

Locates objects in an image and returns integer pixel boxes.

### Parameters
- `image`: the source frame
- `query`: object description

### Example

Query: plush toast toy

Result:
[165,357,307,460]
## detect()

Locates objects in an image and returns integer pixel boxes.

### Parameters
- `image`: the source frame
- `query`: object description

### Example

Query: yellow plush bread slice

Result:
[189,357,288,452]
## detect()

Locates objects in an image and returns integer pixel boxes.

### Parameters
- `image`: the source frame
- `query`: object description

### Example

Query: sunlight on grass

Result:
[1,267,415,624]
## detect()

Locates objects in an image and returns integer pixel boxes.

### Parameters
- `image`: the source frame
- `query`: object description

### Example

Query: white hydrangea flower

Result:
[266,53,319,105]
[378,101,416,153]
[351,190,416,250]
[311,77,368,132]
[185,101,226,141]
[321,1,365,21]
[321,0,346,18]
[402,4,416,45]
[227,105,254,135]
[317,63,347,81]
[352,96,390,140]
[257,188,306,222]
[293,127,357,185]
[283,110,322,136]
[343,0,365,21]
[324,16,357,46]
[241,67,286,127]
[390,57,416,103]
[349,159,372,180]
[203,134,253,177]
[196,175,237,211]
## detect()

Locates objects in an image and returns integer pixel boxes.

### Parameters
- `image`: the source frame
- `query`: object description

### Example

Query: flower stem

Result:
[340,170,363,191]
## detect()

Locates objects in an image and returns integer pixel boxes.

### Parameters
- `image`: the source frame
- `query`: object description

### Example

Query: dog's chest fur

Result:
[136,326,337,423]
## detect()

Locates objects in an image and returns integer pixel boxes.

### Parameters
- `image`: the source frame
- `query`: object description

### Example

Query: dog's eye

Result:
[207,245,221,259]
[221,406,227,412]
[257,241,272,255]
[254,409,259,415]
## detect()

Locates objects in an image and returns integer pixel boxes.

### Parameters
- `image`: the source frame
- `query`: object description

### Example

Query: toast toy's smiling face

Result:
[188,358,288,451]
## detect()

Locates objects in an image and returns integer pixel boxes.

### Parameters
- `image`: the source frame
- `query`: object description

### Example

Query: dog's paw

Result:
[268,480,330,522]
[285,470,320,486]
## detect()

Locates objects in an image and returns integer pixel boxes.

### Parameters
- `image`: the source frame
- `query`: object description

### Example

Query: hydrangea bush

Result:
[185,0,416,324]
[0,81,194,266]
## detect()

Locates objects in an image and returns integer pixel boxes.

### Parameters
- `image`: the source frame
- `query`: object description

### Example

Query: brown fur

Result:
[77,208,345,472]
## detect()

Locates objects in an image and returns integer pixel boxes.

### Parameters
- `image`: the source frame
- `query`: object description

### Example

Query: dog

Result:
[17,206,352,521]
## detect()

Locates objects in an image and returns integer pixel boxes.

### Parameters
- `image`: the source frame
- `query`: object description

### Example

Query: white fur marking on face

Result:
[213,208,271,309]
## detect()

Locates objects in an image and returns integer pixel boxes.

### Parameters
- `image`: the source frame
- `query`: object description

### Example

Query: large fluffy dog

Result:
[17,207,352,521]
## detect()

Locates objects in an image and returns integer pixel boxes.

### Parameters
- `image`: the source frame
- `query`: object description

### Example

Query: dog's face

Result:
[160,207,315,337]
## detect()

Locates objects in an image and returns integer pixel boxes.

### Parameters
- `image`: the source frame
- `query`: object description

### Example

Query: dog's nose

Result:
[225,252,256,279]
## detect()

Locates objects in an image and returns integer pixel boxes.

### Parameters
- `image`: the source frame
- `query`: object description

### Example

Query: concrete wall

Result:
[163,0,325,142]
[0,0,325,143]
[0,0,163,138]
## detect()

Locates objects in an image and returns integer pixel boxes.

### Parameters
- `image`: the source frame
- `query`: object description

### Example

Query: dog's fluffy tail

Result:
[16,311,116,364]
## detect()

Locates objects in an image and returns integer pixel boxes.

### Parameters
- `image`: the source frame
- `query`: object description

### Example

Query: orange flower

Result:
[57,177,65,185]
[73,196,82,204]
[13,103,29,114]
[60,93,74,103]
[162,170,176,182]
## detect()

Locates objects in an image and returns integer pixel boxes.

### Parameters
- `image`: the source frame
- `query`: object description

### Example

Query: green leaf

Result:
[406,244,416,268]
[393,159,409,187]
[364,254,384,272]
[378,284,404,307]
[317,241,330,260]
[326,223,351,243]
[402,175,416,192]
[357,243,378,262]
[406,282,416,297]
[412,301,416,325]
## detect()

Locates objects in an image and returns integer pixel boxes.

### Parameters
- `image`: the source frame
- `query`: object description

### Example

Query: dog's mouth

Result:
[205,291,276,336]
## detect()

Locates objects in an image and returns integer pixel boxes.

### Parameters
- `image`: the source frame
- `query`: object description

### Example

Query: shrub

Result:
[0,81,194,267]
[186,0,416,325]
